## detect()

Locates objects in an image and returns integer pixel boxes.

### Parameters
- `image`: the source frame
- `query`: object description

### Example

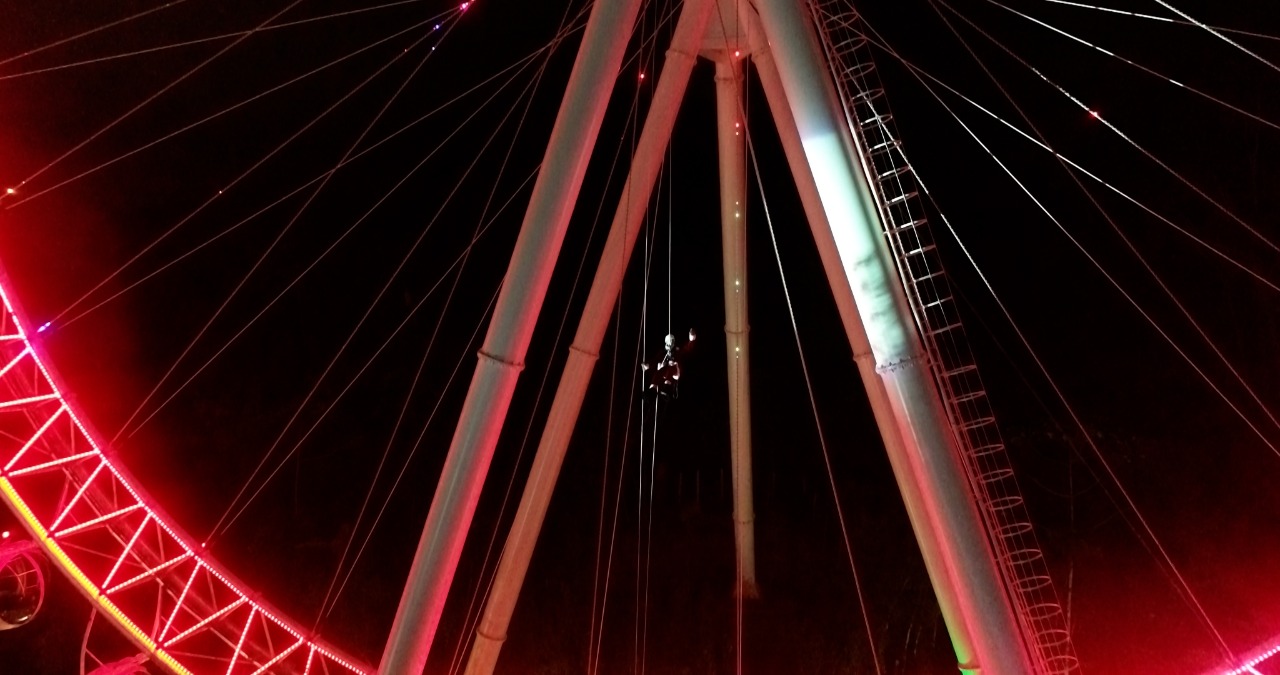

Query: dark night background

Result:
[2,0,1280,673]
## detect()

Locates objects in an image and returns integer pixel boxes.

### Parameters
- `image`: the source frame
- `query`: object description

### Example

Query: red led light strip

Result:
[0,272,370,674]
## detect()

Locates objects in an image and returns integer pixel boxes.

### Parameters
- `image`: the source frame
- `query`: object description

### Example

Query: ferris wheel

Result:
[2,1,1280,674]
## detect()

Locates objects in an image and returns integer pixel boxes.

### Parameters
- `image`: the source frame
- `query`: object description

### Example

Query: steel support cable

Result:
[207,60,545,544]
[321,15,574,633]
[583,8,691,661]
[1032,0,1280,41]
[5,8,456,212]
[1151,0,1280,75]
[322,285,502,620]
[879,28,1235,657]
[112,18,459,449]
[854,35,1280,297]
[110,40,533,452]
[639,397,662,675]
[53,40,554,331]
[437,6,645,671]
[0,0,191,66]
[39,17,461,336]
[585,2,663,664]
[924,0,1280,452]
[1,0,307,200]
[591,209,661,675]
[0,1,443,81]
[979,0,1280,133]
[744,133,884,675]
[935,1,1280,257]
[590,301,650,675]
[934,0,1280,444]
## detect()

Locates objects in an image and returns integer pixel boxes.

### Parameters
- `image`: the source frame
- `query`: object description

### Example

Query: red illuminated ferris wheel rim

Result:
[0,260,371,675]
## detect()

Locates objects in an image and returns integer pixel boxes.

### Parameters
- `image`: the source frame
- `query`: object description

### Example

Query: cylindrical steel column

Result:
[751,42,980,671]
[751,1,1032,673]
[379,1,644,672]
[462,3,715,674]
[713,53,759,599]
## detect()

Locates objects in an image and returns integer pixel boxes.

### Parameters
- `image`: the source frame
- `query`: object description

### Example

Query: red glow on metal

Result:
[0,274,372,674]
[1224,637,1280,674]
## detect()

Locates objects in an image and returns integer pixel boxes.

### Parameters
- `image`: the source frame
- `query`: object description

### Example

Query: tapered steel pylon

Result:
[387,1,1050,673]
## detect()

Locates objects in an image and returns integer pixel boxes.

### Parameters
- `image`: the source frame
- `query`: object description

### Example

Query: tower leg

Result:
[713,53,759,599]
[751,0,1032,672]
[750,40,982,670]
[461,3,715,674]
[378,1,643,672]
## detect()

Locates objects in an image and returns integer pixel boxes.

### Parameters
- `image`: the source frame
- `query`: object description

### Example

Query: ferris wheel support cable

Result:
[457,4,713,673]
[0,1,446,81]
[322,283,504,626]
[1032,0,1280,41]
[202,163,537,543]
[933,0,1280,442]
[210,51,550,544]
[444,13,656,675]
[752,0,1034,671]
[313,10,575,622]
[110,19,458,450]
[745,123,884,675]
[591,218,661,675]
[750,24,993,670]
[980,0,1280,132]
[3,6,462,213]
[0,0,191,67]
[895,35,1236,658]
[933,1,1280,257]
[925,0,1280,448]
[1151,0,1280,74]
[380,0,645,669]
[856,34,1280,296]
[52,39,552,332]
[2,0,306,200]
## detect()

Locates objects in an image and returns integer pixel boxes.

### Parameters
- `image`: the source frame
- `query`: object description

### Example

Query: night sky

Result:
[3,1,1280,673]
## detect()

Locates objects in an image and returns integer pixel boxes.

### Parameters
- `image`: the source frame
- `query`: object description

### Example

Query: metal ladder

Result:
[808,3,1079,673]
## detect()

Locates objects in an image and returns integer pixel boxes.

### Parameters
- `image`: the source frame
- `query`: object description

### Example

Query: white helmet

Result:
[664,333,675,350]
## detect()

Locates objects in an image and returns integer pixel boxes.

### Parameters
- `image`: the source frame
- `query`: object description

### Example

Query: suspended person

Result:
[642,328,696,398]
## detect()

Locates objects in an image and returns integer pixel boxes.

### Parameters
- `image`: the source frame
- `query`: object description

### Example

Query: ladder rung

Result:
[892,217,927,232]
[869,138,900,154]
[970,442,1004,457]
[861,112,893,127]
[923,296,953,310]
[978,467,1014,484]
[901,243,936,257]
[943,364,977,378]
[913,269,946,282]
[880,165,911,180]
[959,416,996,432]
[885,190,918,206]
[950,390,986,405]
[925,322,962,337]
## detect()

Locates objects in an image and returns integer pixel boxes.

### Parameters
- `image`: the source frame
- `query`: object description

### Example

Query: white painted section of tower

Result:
[750,0,1034,672]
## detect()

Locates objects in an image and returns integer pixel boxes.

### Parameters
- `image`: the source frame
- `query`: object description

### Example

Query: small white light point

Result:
[1089,110,1099,119]
[1,530,9,539]
[5,188,14,195]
